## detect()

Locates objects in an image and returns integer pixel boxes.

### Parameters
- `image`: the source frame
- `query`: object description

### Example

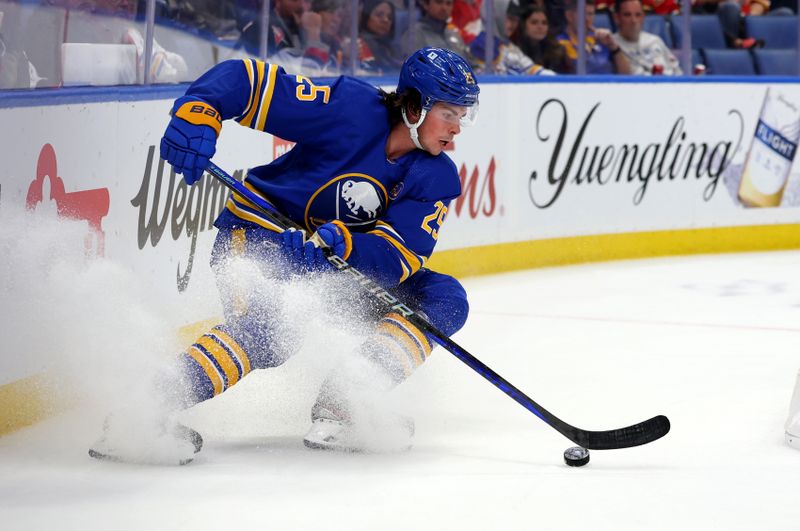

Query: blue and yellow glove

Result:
[281,220,352,272]
[160,96,222,185]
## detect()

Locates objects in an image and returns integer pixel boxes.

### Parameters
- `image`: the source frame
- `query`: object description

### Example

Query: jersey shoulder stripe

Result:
[238,59,256,122]
[237,60,265,127]
[237,61,278,130]
[255,64,279,131]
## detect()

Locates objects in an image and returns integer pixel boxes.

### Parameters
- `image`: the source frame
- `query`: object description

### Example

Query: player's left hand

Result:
[280,221,351,272]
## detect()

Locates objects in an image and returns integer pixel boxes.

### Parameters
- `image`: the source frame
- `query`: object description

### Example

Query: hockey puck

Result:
[563,446,590,467]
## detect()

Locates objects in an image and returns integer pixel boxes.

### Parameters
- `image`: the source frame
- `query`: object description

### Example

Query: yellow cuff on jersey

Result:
[175,101,223,136]
[330,220,353,260]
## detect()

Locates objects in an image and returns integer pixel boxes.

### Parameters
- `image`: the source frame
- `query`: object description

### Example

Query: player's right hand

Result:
[160,96,222,185]
[280,221,352,272]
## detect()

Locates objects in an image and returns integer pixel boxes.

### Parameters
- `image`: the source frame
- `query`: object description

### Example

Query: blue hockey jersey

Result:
[182,59,461,287]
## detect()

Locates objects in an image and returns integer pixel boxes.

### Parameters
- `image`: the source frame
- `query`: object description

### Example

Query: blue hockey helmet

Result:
[397,47,480,120]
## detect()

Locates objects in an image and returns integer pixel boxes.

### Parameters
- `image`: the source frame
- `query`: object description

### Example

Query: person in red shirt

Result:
[452,0,483,43]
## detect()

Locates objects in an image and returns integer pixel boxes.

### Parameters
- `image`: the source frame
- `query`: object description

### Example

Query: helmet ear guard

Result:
[401,107,428,151]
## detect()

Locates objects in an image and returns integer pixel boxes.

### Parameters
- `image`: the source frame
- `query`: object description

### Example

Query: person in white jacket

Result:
[613,0,681,76]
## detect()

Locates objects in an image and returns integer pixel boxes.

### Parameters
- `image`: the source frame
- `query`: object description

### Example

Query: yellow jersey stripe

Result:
[234,180,281,218]
[239,59,256,121]
[238,60,265,128]
[255,64,278,131]
[398,261,411,283]
[211,327,252,374]
[243,180,273,205]
[226,198,283,233]
[369,230,424,277]
[197,335,240,388]
[375,220,404,241]
[373,223,414,281]
[186,346,223,396]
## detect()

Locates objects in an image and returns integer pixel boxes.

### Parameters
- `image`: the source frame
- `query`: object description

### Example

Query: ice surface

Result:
[1,250,799,530]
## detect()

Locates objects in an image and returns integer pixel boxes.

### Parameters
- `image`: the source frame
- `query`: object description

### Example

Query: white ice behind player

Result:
[786,369,800,450]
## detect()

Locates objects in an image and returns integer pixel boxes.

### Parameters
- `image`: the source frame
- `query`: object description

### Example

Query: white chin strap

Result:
[402,107,428,151]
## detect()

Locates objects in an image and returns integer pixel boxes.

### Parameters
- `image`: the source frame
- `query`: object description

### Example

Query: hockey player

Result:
[90,47,479,463]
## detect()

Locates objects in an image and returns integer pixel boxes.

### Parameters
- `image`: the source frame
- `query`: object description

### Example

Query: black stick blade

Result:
[572,415,671,450]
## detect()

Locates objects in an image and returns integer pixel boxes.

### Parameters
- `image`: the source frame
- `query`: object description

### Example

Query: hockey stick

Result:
[205,161,670,450]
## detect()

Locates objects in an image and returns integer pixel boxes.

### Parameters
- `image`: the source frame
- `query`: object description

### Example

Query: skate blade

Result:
[302,437,364,453]
[303,436,412,453]
[88,448,194,466]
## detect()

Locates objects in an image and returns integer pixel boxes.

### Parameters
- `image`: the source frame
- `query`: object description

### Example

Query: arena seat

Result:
[644,15,672,48]
[673,15,727,49]
[752,49,798,75]
[702,48,756,75]
[745,16,798,49]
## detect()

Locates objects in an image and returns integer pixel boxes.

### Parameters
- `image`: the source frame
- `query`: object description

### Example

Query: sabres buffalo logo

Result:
[305,173,388,230]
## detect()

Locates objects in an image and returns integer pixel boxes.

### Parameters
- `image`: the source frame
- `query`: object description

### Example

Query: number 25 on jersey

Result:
[421,201,447,240]
[295,75,330,104]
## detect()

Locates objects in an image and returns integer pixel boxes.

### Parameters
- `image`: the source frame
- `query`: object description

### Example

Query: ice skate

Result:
[89,411,203,466]
[303,404,414,453]
[303,406,361,452]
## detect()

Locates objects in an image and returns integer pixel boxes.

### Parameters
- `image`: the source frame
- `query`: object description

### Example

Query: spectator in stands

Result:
[354,0,405,73]
[641,0,680,14]
[613,0,680,74]
[594,0,613,12]
[400,0,477,66]
[516,4,570,73]
[270,0,312,50]
[233,0,260,38]
[557,0,630,74]
[693,0,791,49]
[233,0,338,74]
[311,0,346,68]
[238,0,328,58]
[693,0,768,16]
[452,0,483,44]
[470,0,554,74]
[533,0,567,33]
